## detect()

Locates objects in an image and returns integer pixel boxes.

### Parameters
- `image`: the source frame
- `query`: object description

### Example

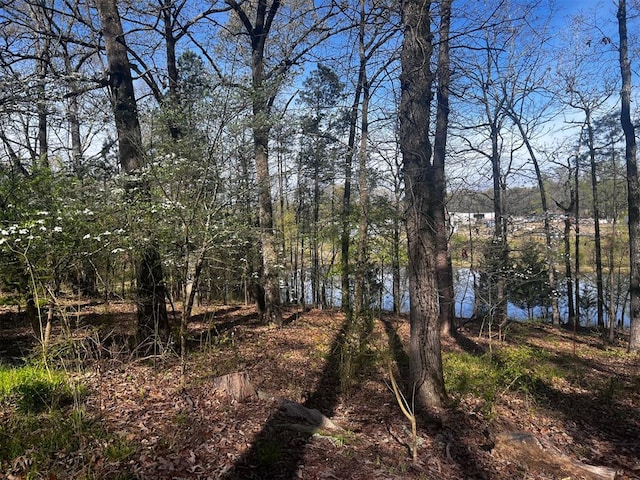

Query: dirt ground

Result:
[1,302,639,479]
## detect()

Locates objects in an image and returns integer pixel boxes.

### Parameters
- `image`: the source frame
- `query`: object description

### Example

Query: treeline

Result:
[1,0,640,410]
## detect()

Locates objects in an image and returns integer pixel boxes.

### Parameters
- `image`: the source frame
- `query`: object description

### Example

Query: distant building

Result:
[449,212,495,233]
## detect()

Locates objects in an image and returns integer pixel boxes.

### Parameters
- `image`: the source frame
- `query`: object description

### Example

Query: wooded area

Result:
[0,0,639,478]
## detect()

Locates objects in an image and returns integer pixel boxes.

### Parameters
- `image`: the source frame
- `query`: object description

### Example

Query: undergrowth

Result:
[443,345,562,416]
[0,363,77,412]
[0,363,106,477]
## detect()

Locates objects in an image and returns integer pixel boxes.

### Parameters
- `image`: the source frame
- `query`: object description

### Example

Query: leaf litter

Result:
[0,303,638,479]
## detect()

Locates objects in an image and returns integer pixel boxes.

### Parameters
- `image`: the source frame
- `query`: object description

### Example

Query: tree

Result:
[339,0,400,315]
[399,0,447,409]
[559,53,616,329]
[617,0,640,352]
[95,0,169,344]
[508,240,552,319]
[297,65,345,308]
[224,0,337,325]
[433,0,454,336]
[453,5,513,332]
[552,151,578,328]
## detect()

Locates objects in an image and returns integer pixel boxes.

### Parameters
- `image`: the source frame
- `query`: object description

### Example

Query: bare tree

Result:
[617,0,640,352]
[224,0,337,325]
[558,32,616,329]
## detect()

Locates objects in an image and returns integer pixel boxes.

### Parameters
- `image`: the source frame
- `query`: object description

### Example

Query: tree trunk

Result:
[160,0,181,139]
[399,0,446,410]
[562,203,576,325]
[433,0,454,337]
[340,65,363,315]
[96,0,169,345]
[392,202,402,313]
[313,163,321,307]
[226,0,283,325]
[32,0,50,170]
[508,113,560,325]
[574,147,581,329]
[354,65,370,314]
[608,217,617,342]
[585,110,605,329]
[490,122,508,330]
[617,0,640,352]
[255,120,282,325]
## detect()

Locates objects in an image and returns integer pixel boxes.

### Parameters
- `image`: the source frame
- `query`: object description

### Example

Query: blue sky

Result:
[554,0,616,19]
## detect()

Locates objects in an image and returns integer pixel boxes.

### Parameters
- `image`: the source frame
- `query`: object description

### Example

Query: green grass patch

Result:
[444,345,562,414]
[0,364,81,412]
[104,437,136,462]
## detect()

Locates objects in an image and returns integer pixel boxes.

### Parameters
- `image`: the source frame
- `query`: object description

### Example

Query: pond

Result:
[297,268,631,328]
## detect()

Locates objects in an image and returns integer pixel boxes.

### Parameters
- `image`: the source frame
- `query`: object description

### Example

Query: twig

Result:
[386,358,418,462]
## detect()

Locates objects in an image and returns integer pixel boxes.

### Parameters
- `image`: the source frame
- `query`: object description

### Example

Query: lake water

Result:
[298,268,631,328]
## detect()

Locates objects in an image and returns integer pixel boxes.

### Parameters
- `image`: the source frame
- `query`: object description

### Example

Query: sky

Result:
[553,0,619,23]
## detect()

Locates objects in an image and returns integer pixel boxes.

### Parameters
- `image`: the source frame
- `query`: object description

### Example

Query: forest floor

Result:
[0,301,639,479]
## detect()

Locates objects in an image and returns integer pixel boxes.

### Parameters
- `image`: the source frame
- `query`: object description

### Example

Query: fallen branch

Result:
[387,358,418,462]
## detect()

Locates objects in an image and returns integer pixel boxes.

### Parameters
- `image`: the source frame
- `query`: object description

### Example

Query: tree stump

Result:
[211,372,258,402]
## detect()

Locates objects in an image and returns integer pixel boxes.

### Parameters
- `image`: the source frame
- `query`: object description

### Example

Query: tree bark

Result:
[399,0,446,409]
[433,0,454,337]
[354,52,370,315]
[226,0,283,325]
[96,0,170,344]
[340,65,363,315]
[574,146,582,328]
[617,0,640,352]
[585,109,605,329]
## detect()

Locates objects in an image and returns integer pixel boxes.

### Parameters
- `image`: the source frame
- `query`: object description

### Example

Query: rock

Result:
[278,399,341,431]
[493,431,619,480]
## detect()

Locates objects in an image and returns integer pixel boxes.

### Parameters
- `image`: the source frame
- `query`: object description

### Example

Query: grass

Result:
[0,407,101,475]
[104,437,136,462]
[0,363,78,412]
[0,363,104,477]
[443,344,563,415]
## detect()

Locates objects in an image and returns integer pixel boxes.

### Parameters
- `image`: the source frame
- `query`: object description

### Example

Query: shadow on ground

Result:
[379,314,495,479]
[0,310,37,363]
[221,313,351,480]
